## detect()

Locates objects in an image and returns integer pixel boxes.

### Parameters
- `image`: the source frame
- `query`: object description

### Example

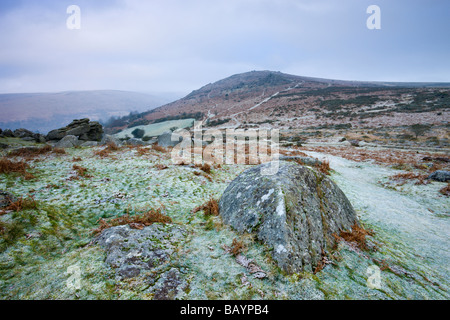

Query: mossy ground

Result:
[0,143,448,299]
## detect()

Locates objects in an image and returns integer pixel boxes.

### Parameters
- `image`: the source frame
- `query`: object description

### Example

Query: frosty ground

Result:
[0,142,448,299]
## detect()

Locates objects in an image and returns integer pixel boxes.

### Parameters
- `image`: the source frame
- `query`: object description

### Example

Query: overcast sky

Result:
[0,0,449,95]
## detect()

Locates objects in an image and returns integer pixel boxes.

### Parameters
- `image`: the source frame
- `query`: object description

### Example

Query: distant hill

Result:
[0,90,172,133]
[112,70,450,131]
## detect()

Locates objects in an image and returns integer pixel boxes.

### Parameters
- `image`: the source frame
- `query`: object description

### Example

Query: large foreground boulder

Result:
[219,160,358,274]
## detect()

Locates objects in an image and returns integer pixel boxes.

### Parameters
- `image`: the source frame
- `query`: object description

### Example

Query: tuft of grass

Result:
[191,198,219,216]
[439,183,450,197]
[0,157,35,180]
[230,238,245,256]
[316,159,331,175]
[337,223,374,251]
[92,206,172,235]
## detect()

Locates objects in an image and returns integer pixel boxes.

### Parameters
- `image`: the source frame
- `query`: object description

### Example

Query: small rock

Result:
[100,134,123,147]
[80,141,98,147]
[427,170,450,182]
[0,190,17,208]
[157,131,183,147]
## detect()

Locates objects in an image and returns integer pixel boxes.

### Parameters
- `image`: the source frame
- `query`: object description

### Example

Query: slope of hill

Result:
[0,90,170,133]
[116,71,450,132]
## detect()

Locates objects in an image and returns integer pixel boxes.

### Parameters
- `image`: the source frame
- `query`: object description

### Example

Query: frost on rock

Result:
[95,223,188,297]
[219,160,358,274]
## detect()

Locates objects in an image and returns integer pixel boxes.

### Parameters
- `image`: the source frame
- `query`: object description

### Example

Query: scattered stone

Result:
[153,268,188,300]
[0,190,18,208]
[279,155,322,166]
[157,131,182,147]
[427,170,450,182]
[125,138,146,146]
[100,134,123,147]
[80,141,98,147]
[95,224,186,280]
[219,160,358,274]
[349,140,360,147]
[55,135,79,148]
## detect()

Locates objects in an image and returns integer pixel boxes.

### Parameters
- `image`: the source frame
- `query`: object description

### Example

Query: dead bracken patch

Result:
[0,196,37,215]
[389,172,429,185]
[229,238,245,256]
[191,198,219,216]
[316,159,331,175]
[154,164,168,170]
[7,145,66,159]
[336,223,374,251]
[92,206,172,235]
[196,163,212,174]
[94,142,121,158]
[152,144,167,153]
[0,157,35,180]
[72,164,92,179]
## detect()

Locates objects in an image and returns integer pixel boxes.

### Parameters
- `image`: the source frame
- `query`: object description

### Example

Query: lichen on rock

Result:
[219,160,358,274]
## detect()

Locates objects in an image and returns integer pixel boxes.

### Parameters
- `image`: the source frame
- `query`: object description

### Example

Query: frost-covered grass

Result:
[0,144,449,299]
[113,119,194,139]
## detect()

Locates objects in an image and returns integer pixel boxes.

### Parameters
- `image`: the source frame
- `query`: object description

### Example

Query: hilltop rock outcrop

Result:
[46,118,103,142]
[219,160,358,274]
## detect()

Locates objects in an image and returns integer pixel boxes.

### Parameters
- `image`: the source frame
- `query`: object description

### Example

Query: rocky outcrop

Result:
[0,128,45,143]
[219,160,358,274]
[46,118,103,142]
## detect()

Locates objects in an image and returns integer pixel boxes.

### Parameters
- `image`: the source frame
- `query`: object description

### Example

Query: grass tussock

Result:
[230,238,245,256]
[335,223,374,251]
[316,159,331,175]
[439,183,450,197]
[92,206,172,235]
[191,198,219,216]
[0,157,35,180]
